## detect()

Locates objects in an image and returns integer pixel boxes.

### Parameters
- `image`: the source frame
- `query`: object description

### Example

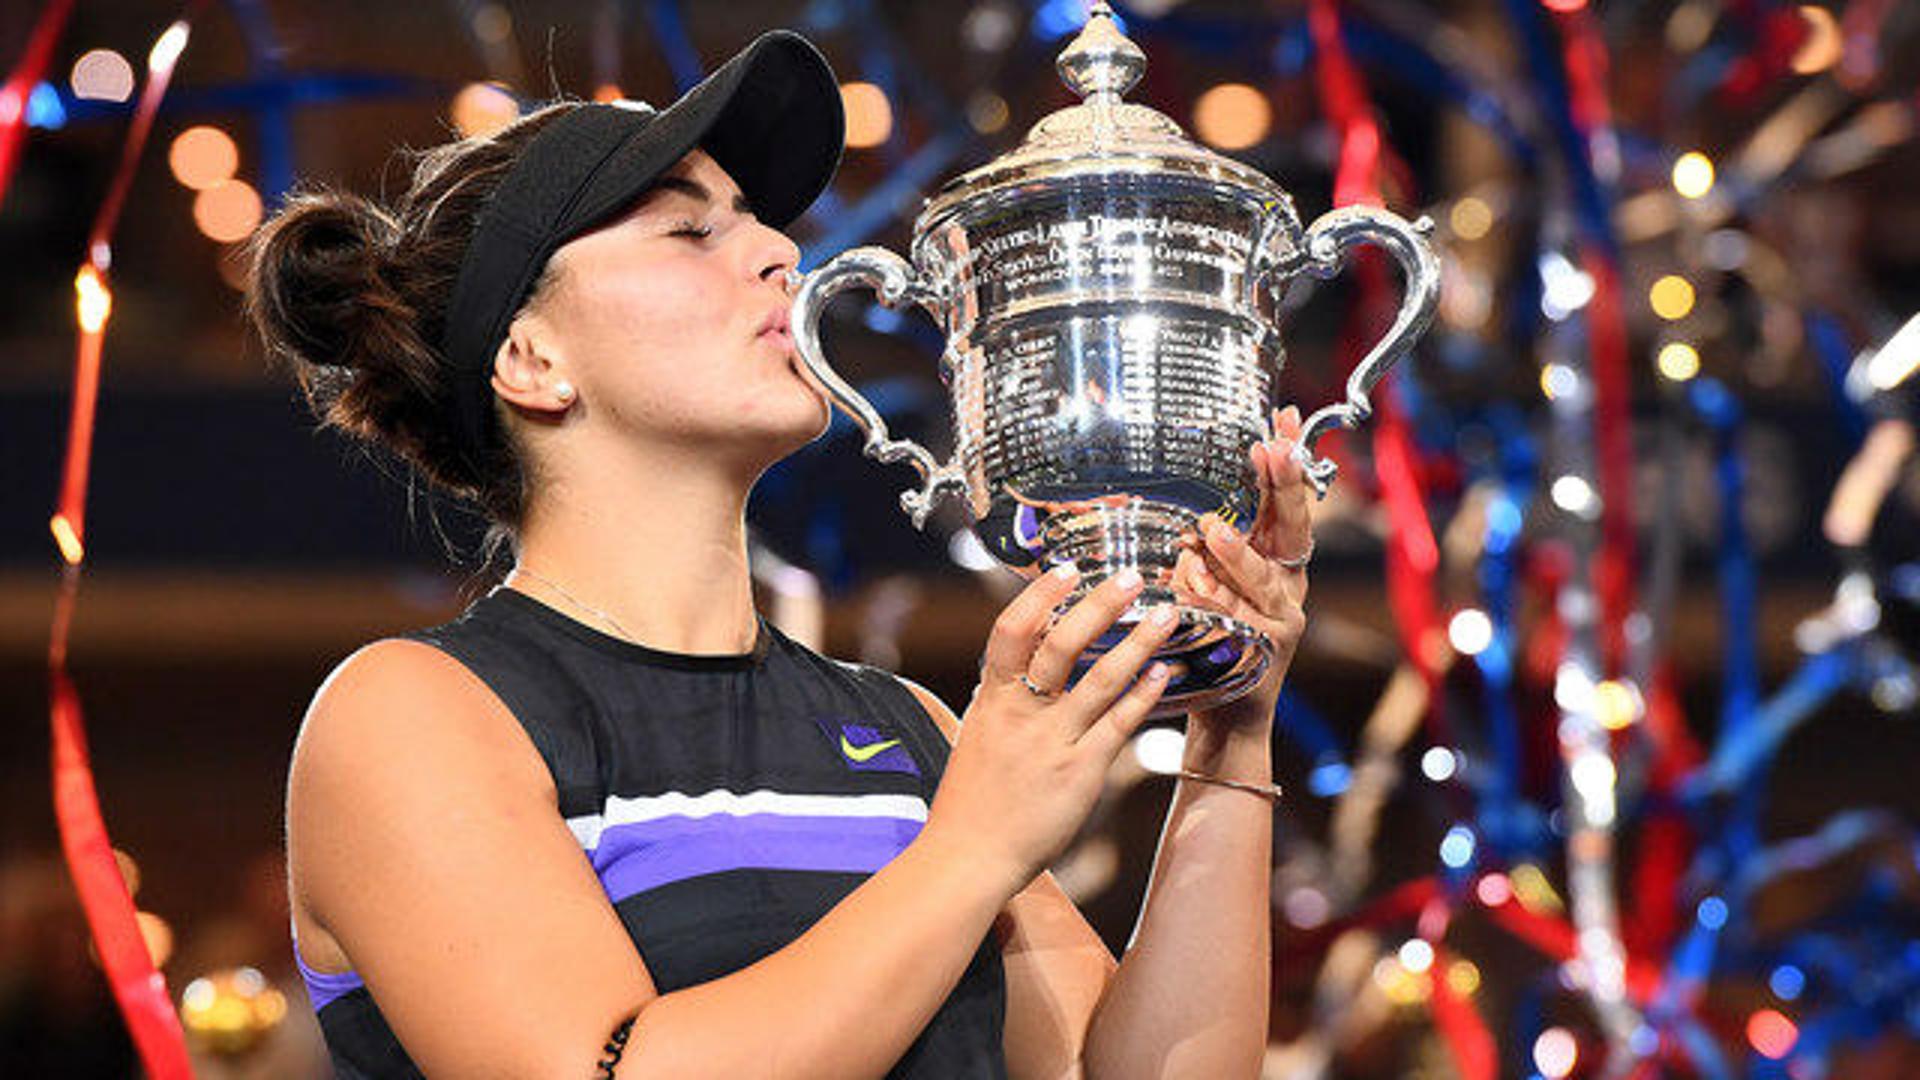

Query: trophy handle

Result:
[790,246,967,528]
[1259,206,1439,495]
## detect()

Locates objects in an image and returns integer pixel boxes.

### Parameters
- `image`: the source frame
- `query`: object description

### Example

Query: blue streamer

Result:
[1471,406,1542,857]
[1688,379,1767,859]
[644,0,705,93]
[1805,311,1869,448]
[1678,648,1854,803]
[1497,0,1618,258]
[799,128,972,269]
[226,0,295,202]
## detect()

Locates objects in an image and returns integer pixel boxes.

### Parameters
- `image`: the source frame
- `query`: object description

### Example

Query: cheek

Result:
[569,265,737,407]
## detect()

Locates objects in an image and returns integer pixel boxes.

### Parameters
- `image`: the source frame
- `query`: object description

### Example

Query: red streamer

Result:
[45,13,202,1078]
[1307,8,1494,1075]
[1427,942,1497,1080]
[0,0,77,205]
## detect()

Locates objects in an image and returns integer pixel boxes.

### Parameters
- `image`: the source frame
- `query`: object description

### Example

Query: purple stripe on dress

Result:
[292,936,365,1012]
[589,812,923,902]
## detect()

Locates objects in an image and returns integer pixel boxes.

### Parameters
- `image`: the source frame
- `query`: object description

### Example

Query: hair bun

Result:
[247,191,414,377]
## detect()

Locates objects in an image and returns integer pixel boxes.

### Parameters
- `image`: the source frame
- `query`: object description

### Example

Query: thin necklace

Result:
[512,567,637,641]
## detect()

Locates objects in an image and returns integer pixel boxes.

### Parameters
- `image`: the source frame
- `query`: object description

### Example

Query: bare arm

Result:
[1084,407,1313,1079]
[290,566,1173,1079]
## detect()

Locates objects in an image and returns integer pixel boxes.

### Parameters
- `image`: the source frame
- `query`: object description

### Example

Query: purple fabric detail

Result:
[590,812,922,902]
[292,935,365,1012]
[810,716,920,776]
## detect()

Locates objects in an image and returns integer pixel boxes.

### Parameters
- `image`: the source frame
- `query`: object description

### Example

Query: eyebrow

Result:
[653,175,754,216]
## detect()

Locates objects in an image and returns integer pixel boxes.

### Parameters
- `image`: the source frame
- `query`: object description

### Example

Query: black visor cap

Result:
[442,29,844,464]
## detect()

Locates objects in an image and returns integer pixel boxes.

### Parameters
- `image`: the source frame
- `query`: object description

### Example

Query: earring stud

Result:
[553,380,576,405]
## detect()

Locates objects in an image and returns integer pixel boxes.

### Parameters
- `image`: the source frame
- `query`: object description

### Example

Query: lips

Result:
[758,306,795,356]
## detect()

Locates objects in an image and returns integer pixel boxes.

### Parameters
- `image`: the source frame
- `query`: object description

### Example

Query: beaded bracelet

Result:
[593,1014,636,1079]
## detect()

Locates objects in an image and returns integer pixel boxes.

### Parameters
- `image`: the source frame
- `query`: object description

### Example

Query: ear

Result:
[489,315,575,415]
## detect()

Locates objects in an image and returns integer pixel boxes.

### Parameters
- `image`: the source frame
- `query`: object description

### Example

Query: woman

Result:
[250,28,1313,1080]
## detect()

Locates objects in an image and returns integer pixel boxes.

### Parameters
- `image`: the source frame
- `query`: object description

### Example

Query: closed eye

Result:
[667,220,714,240]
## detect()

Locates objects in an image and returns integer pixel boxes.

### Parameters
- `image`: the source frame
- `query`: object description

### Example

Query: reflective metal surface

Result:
[792,3,1441,714]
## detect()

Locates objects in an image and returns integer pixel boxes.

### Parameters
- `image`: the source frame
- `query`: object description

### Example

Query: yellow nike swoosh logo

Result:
[840,735,902,763]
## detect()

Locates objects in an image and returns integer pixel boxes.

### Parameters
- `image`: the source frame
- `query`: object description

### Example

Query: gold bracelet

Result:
[1175,770,1283,802]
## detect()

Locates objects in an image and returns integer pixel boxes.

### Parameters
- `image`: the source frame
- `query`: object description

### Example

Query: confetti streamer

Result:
[45,12,202,1078]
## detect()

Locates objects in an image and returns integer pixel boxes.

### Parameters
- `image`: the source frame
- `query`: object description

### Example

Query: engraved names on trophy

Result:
[965,208,1254,301]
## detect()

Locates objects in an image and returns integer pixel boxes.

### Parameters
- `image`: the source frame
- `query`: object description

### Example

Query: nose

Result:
[753,224,802,292]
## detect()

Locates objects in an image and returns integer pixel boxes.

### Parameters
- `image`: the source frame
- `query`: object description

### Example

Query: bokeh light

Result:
[1672,151,1715,199]
[74,265,113,334]
[1747,1009,1799,1059]
[1449,196,1493,240]
[1533,1027,1579,1078]
[1371,955,1429,1006]
[1657,341,1701,382]
[168,126,238,191]
[1650,274,1696,320]
[471,2,512,45]
[1790,6,1843,75]
[1445,959,1482,996]
[1448,608,1494,656]
[592,84,624,103]
[1769,964,1806,1001]
[193,179,263,244]
[136,911,174,967]
[1540,362,1580,400]
[1131,727,1185,775]
[1550,475,1598,517]
[70,49,135,102]
[1193,83,1271,150]
[841,81,893,149]
[1397,938,1435,974]
[967,91,1010,135]
[1421,746,1459,782]
[1475,872,1512,907]
[1594,679,1642,730]
[1697,895,1729,929]
[450,82,519,138]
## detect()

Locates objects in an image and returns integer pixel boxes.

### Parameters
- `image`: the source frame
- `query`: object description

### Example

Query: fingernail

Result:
[1146,662,1170,681]
[1114,568,1143,591]
[1150,604,1176,627]
[1213,521,1240,546]
[1051,562,1080,580]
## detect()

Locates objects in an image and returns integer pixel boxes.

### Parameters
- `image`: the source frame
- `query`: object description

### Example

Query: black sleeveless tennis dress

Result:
[293,587,1007,1078]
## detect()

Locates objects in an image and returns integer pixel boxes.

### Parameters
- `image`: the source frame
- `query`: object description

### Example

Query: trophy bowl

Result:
[793,4,1439,716]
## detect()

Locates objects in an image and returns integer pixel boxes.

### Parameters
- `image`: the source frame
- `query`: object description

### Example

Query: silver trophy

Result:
[793,4,1440,714]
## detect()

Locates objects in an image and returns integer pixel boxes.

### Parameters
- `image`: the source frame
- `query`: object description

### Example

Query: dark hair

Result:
[245,102,583,538]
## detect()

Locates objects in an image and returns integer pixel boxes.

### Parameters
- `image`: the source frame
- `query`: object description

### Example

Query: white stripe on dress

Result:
[564,788,930,850]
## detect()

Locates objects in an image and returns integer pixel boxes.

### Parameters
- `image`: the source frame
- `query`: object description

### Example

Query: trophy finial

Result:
[1056,2,1146,101]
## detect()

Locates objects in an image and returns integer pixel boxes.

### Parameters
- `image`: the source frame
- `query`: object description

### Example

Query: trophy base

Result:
[1040,501,1275,719]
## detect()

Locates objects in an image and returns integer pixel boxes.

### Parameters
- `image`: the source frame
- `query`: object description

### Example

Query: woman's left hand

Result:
[1169,404,1314,728]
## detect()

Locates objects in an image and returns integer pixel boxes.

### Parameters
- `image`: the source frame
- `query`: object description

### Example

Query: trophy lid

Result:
[919,3,1287,229]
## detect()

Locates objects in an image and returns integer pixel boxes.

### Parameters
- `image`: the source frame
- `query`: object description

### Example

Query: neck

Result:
[509,445,761,655]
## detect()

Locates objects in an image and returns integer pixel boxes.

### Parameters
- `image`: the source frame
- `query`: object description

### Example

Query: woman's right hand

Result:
[918,564,1177,895]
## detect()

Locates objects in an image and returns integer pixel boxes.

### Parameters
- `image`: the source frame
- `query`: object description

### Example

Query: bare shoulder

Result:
[292,637,543,786]
[286,637,554,934]
[894,675,962,744]
[287,637,655,1073]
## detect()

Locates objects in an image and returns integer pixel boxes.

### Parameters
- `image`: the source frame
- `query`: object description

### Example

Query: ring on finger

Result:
[1277,535,1314,571]
[1018,672,1059,700]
